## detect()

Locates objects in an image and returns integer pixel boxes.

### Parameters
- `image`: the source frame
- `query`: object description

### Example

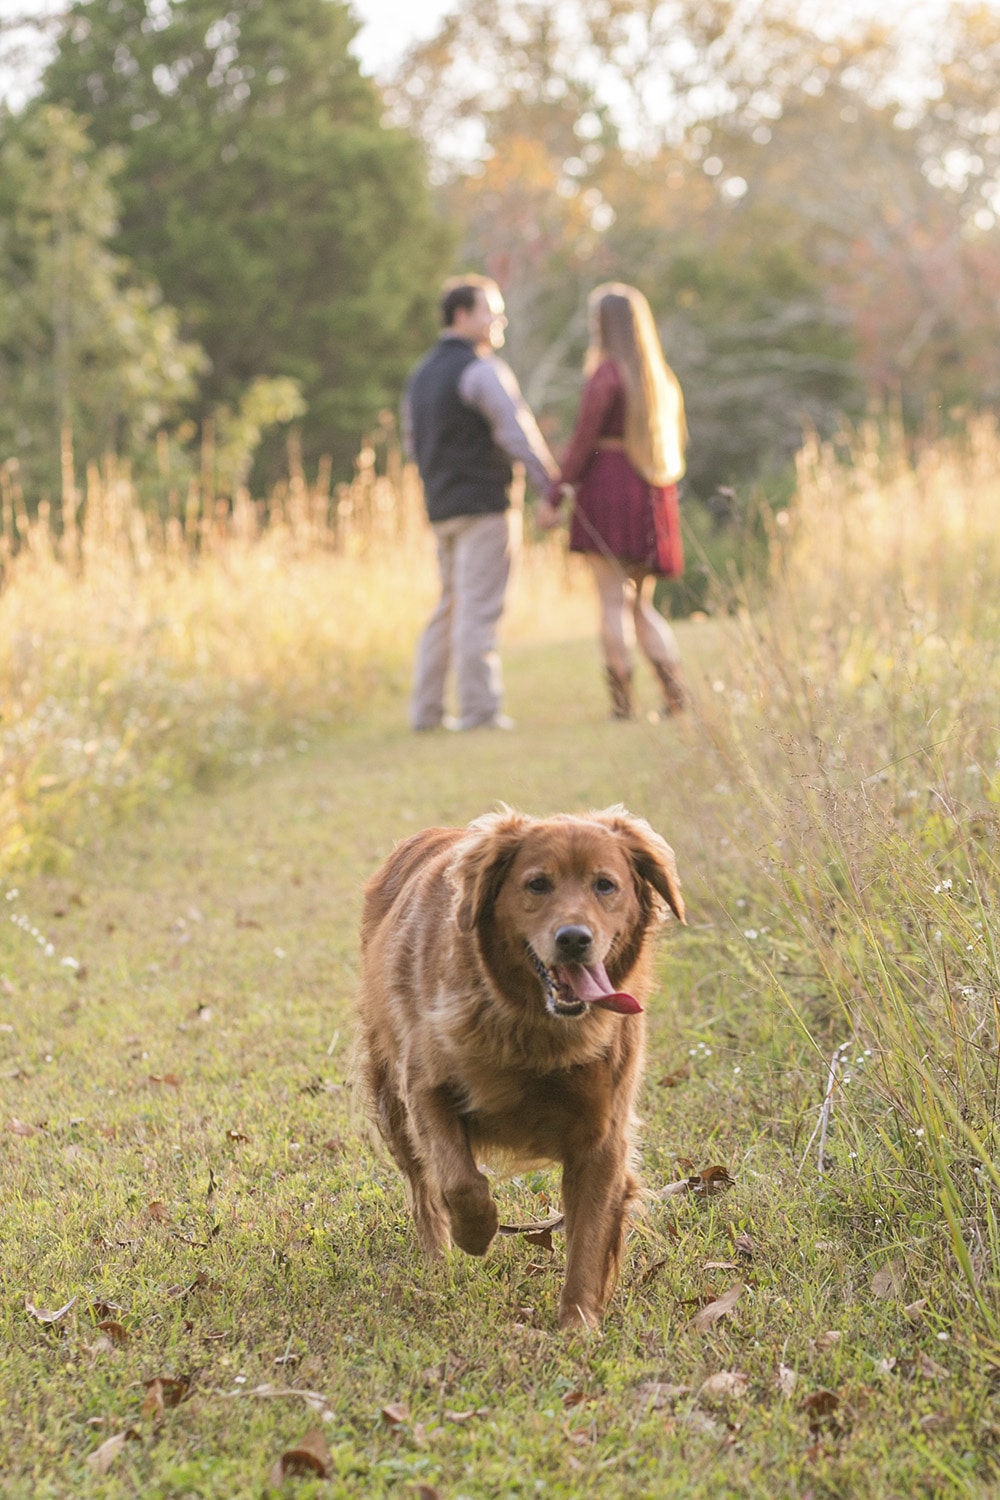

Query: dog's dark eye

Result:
[525,875,553,895]
[595,876,618,895]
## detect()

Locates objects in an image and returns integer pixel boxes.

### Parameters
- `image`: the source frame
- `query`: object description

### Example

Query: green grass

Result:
[2,624,999,1499]
[5,417,1000,1495]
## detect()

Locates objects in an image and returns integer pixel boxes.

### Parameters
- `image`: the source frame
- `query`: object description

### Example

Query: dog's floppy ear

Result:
[449,807,529,933]
[593,805,686,923]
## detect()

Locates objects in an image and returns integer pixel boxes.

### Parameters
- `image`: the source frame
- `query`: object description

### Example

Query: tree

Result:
[0,104,203,493]
[388,0,1000,490]
[387,0,865,491]
[39,0,451,478]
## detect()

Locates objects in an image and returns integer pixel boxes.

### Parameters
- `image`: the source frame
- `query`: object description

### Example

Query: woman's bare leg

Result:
[587,554,634,717]
[631,570,687,712]
[588,554,632,677]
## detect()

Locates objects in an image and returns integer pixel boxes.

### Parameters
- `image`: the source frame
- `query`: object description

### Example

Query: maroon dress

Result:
[548,358,683,577]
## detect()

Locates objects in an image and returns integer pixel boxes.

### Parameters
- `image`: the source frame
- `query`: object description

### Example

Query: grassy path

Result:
[0,628,992,1498]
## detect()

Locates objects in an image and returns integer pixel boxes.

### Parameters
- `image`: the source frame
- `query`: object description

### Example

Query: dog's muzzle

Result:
[528,948,642,1018]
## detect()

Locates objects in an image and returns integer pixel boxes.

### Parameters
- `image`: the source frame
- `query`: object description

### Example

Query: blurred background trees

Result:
[1,0,999,527]
[0,104,204,491]
[385,0,1000,497]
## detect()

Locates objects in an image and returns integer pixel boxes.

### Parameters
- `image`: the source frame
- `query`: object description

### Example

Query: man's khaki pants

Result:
[410,510,520,731]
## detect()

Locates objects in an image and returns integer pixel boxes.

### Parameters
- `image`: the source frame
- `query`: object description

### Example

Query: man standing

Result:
[404,274,558,731]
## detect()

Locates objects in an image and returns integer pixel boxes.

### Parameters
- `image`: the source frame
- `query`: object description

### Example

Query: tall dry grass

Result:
[0,437,590,872]
[702,417,1000,1329]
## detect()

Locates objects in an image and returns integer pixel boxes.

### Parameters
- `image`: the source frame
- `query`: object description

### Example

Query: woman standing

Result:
[537,283,688,720]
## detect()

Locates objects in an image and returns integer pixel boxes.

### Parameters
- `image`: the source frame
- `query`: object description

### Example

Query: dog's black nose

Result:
[554,925,593,961]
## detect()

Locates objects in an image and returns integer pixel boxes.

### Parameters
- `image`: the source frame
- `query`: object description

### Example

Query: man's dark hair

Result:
[440,274,498,328]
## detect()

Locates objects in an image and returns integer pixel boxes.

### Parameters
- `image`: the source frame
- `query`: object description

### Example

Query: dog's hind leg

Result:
[371,1057,450,1256]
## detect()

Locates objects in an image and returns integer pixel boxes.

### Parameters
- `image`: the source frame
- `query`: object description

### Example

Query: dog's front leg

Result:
[559,1137,638,1331]
[407,1084,498,1257]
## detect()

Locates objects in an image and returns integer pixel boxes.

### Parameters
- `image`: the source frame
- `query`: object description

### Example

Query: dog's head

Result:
[448,806,684,1019]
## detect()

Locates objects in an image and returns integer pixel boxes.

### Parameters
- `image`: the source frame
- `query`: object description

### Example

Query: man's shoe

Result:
[455,713,516,731]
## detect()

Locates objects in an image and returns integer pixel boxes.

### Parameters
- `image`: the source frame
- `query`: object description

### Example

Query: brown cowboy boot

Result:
[652,659,687,715]
[605,665,634,720]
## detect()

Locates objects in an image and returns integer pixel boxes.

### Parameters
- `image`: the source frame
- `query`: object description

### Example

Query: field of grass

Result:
[2,426,1000,1496]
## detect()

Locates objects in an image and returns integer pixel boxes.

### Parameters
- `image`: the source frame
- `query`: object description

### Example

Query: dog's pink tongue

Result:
[555,962,643,1014]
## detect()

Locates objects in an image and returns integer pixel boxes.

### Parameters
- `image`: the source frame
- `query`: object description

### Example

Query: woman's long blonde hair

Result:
[585,282,686,486]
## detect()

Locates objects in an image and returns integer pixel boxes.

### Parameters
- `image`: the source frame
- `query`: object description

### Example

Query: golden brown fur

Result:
[353,806,684,1331]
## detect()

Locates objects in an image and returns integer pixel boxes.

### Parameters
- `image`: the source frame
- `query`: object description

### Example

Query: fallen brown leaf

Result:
[7,1118,36,1137]
[85,1428,140,1474]
[561,1389,587,1409]
[167,1272,219,1299]
[25,1294,77,1325]
[904,1299,928,1321]
[148,1074,182,1088]
[525,1228,554,1252]
[143,1375,192,1411]
[659,1063,691,1088]
[697,1370,748,1402]
[381,1402,409,1428]
[690,1165,736,1197]
[800,1389,840,1425]
[691,1283,743,1333]
[141,1381,165,1424]
[682,1409,724,1436]
[870,1258,906,1300]
[914,1352,950,1380]
[147,1201,171,1223]
[226,1129,250,1143]
[660,1179,691,1199]
[97,1320,128,1345]
[268,1425,332,1483]
[777,1363,798,1397]
[731,1231,755,1259]
[89,1301,122,1321]
[636,1381,691,1409]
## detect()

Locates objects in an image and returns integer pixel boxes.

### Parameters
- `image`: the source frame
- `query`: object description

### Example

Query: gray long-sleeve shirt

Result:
[403,337,558,496]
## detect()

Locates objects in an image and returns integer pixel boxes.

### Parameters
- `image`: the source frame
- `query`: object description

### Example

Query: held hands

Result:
[535,485,574,532]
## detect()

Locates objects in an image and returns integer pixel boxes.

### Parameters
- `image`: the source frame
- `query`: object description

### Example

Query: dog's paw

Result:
[558,1299,602,1334]
[444,1182,499,1256]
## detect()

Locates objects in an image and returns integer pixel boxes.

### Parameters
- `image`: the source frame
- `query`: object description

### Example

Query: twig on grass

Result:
[798,1042,852,1177]
[497,1214,565,1236]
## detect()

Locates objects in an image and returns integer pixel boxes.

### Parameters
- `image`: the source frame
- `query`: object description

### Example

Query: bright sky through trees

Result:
[0,0,452,98]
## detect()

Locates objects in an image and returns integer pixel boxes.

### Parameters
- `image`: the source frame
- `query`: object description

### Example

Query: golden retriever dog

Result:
[353,806,684,1331]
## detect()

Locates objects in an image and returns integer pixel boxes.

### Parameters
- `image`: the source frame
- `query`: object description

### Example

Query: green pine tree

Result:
[0,105,205,495]
[40,0,452,479]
